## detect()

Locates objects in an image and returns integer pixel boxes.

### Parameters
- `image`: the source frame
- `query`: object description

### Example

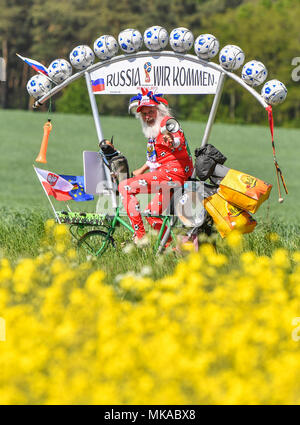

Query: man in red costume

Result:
[118,89,193,242]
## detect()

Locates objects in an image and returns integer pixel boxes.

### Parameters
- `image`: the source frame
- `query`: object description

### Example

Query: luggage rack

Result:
[57,211,107,226]
[57,209,171,225]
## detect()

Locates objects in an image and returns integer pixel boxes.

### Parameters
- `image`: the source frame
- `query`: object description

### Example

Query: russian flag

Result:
[92,78,105,92]
[16,53,49,76]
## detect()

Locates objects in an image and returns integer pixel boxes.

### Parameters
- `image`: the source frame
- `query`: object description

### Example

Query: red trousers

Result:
[118,165,188,239]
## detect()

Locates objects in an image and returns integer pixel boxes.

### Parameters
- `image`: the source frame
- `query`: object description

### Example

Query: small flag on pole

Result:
[34,166,73,201]
[16,53,49,76]
[92,78,105,93]
[59,175,94,201]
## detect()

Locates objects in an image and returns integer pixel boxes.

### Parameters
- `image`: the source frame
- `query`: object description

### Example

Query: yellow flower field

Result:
[1,223,300,404]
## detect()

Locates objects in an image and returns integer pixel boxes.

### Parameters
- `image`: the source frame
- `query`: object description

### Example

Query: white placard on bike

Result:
[83,151,114,195]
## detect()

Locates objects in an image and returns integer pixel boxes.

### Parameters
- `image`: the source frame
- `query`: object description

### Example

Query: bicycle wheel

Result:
[78,230,115,257]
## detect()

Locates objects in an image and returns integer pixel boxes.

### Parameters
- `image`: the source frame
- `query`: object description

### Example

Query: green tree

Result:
[0,0,34,108]
[1,0,299,127]
[179,0,300,126]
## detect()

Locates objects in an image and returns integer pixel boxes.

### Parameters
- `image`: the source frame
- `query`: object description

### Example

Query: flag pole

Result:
[16,53,56,85]
[65,202,72,213]
[33,165,61,224]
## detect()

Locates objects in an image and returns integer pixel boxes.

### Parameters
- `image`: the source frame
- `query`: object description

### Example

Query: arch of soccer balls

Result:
[26,26,287,107]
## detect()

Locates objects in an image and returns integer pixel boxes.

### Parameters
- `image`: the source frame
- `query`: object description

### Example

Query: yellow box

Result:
[218,169,272,214]
[203,193,257,238]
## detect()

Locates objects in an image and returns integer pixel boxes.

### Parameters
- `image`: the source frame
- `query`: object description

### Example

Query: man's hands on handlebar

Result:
[132,163,149,177]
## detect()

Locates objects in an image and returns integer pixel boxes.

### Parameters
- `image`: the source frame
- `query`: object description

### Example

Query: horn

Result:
[35,119,52,163]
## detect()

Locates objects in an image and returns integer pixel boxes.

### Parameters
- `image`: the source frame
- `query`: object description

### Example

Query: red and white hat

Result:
[129,88,168,114]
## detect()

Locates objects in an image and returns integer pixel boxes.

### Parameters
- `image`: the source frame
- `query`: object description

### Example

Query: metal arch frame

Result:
[34,50,268,148]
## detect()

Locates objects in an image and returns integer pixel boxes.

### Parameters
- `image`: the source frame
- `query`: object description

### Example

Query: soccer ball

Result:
[261,79,287,105]
[194,34,219,59]
[219,45,245,71]
[169,27,194,53]
[48,59,72,83]
[143,26,169,51]
[118,29,143,53]
[93,35,119,60]
[27,74,51,99]
[241,60,268,87]
[69,45,95,70]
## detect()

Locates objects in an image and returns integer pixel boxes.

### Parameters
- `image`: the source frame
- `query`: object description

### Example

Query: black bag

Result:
[194,144,227,181]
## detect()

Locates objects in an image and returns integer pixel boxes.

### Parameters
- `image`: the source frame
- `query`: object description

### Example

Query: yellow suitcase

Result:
[218,169,272,214]
[203,193,257,238]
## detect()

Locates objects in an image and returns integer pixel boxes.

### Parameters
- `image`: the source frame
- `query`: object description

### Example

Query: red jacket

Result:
[146,116,194,177]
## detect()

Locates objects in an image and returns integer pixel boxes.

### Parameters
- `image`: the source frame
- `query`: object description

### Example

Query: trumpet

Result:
[35,119,52,163]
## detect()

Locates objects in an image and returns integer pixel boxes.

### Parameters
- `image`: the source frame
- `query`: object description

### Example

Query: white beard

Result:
[140,111,165,139]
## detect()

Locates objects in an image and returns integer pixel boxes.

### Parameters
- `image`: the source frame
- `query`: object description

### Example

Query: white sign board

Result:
[83,151,115,195]
[90,55,220,95]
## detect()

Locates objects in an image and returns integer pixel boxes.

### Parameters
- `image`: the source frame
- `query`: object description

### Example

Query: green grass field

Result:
[0,109,299,273]
[0,109,299,221]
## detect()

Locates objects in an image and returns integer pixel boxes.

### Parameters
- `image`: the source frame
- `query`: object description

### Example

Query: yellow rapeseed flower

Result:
[226,230,242,248]
[207,253,228,267]
[268,232,280,242]
[44,219,55,232]
[55,242,66,254]
[0,288,9,308]
[13,259,36,294]
[292,252,300,264]
[1,235,300,405]
[240,251,256,265]
[86,270,106,294]
[0,260,12,281]
[199,243,216,258]
[67,249,77,260]
[53,224,69,240]
[272,248,291,269]
[50,258,66,275]
[182,242,195,252]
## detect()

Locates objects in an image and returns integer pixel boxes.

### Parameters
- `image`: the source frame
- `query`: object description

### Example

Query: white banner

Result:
[90,55,220,95]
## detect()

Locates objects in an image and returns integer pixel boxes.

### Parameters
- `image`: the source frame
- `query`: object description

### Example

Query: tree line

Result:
[0,0,299,126]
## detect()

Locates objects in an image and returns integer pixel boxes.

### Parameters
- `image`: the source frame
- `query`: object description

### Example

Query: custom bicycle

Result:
[27,29,287,256]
